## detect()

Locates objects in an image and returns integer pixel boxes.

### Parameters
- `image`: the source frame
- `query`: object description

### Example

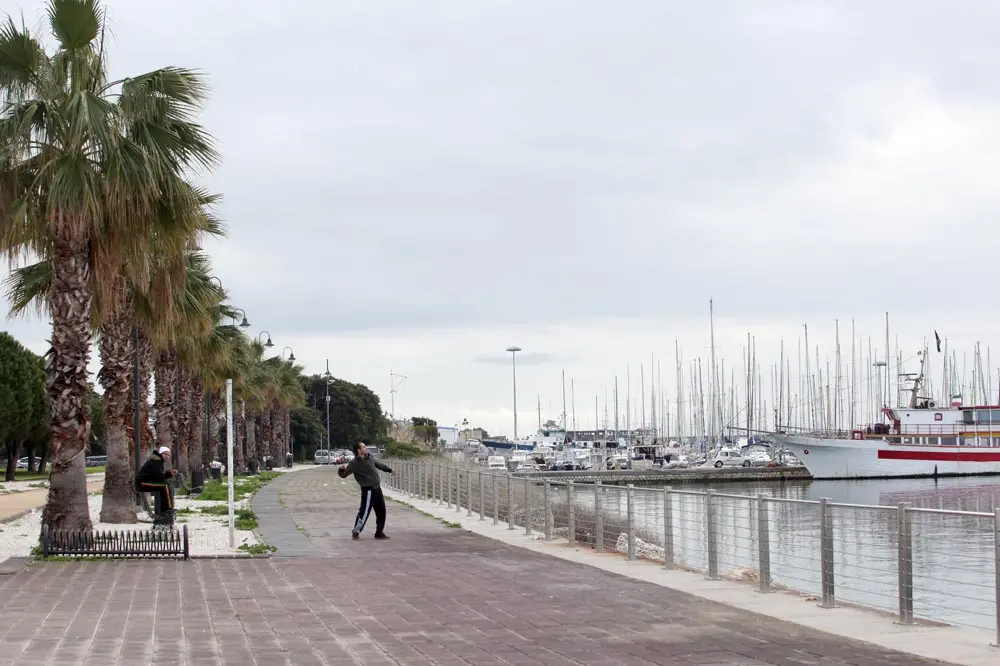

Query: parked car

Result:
[314,449,331,465]
[17,457,29,470]
[708,449,752,468]
[85,455,107,467]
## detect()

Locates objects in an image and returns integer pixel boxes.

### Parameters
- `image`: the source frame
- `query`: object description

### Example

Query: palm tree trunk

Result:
[154,349,178,455]
[97,298,138,523]
[190,378,205,469]
[232,407,244,472]
[246,411,258,465]
[138,330,155,458]
[42,224,95,532]
[262,409,273,466]
[174,369,191,477]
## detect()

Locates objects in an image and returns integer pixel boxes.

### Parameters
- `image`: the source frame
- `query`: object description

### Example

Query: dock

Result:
[514,465,813,484]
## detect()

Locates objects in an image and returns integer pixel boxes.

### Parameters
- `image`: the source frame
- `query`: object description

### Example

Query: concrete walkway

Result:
[0,468,964,665]
[0,480,105,522]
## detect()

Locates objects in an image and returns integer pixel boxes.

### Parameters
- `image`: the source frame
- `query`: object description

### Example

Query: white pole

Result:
[226,378,234,548]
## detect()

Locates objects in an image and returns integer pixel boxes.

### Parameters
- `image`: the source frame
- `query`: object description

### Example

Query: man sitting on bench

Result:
[137,446,177,528]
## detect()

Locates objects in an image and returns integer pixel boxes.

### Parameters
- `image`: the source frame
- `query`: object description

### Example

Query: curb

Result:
[0,509,32,525]
[190,553,271,560]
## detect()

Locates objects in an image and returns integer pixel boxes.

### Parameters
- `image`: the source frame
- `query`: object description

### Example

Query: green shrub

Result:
[383,440,427,459]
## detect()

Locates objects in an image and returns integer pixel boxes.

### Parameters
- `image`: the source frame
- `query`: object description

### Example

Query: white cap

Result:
[158,446,171,455]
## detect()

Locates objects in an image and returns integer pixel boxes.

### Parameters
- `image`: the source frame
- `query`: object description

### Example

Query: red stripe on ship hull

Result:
[878,449,1000,462]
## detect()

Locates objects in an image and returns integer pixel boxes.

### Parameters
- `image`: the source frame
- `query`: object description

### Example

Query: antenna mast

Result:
[389,370,407,420]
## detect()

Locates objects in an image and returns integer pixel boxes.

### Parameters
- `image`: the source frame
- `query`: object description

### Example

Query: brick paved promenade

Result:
[0,468,952,665]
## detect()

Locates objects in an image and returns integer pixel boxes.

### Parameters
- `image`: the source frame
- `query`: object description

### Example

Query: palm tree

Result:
[0,0,218,530]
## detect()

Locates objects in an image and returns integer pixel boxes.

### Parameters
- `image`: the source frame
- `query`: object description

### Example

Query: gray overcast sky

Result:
[4,0,1000,436]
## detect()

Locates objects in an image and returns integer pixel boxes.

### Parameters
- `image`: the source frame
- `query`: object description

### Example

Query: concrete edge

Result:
[382,488,999,666]
[0,508,32,525]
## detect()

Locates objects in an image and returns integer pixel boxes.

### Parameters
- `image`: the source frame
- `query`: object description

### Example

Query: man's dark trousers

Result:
[354,486,386,534]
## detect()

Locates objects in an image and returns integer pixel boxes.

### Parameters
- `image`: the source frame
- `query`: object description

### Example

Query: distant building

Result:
[438,426,459,448]
[458,427,488,443]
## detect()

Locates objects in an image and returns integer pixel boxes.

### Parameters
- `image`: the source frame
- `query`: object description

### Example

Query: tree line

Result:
[0,0,378,530]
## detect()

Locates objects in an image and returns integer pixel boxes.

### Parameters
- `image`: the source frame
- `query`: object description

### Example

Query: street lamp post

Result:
[231,307,251,328]
[256,330,274,348]
[281,346,296,362]
[506,346,522,440]
[324,360,332,450]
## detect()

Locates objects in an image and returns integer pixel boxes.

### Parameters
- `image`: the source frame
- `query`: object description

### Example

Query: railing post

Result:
[492,473,499,525]
[524,477,532,535]
[706,490,719,580]
[757,494,771,593]
[663,486,674,569]
[627,484,636,561]
[543,481,552,540]
[595,481,604,553]
[896,502,914,624]
[456,468,462,513]
[466,469,472,516]
[479,471,485,521]
[819,497,837,608]
[506,474,514,530]
[445,466,452,509]
[437,464,443,504]
[567,482,575,547]
[992,508,999,648]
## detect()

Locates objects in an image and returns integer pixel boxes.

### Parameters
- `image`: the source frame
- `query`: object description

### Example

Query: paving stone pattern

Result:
[0,468,953,665]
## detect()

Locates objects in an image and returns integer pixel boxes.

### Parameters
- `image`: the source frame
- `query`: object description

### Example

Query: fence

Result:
[383,458,1000,646]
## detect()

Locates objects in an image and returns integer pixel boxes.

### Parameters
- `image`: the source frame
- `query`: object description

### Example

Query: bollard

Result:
[663,486,674,569]
[492,473,498,525]
[757,494,771,593]
[595,481,604,553]
[543,482,552,540]
[524,477,532,535]
[507,474,515,530]
[819,497,837,608]
[567,482,575,547]
[897,502,914,624]
[706,490,719,580]
[993,508,1000,648]
[466,469,472,516]
[479,471,485,521]
[627,484,636,561]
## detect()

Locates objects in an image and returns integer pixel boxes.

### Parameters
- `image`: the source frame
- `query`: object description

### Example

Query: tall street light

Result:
[281,346,296,362]
[506,346,522,440]
[324,360,333,450]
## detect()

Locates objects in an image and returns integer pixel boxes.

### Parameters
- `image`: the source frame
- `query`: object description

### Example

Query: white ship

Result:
[772,347,1000,480]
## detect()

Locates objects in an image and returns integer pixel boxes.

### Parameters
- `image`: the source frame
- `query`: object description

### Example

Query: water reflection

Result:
[560,476,999,631]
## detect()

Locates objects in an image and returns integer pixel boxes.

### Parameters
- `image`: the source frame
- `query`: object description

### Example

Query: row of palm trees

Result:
[0,0,305,529]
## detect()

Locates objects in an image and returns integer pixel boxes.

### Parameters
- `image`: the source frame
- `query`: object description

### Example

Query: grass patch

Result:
[194,471,280,502]
[238,543,276,555]
[441,520,462,529]
[196,504,257,530]
[14,466,103,481]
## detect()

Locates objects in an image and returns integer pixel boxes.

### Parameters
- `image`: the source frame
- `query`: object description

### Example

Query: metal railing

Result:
[41,524,190,560]
[384,458,1000,645]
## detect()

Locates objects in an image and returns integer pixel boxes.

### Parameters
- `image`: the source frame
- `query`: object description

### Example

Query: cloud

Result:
[472,352,567,367]
[5,0,1000,436]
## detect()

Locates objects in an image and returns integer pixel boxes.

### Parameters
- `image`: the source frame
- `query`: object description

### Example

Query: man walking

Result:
[338,441,393,539]
[136,446,177,527]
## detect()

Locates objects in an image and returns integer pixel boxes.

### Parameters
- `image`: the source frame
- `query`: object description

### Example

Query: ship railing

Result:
[382,458,1000,648]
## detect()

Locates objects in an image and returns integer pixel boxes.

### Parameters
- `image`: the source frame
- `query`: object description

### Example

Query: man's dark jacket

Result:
[136,452,173,489]
[346,453,392,488]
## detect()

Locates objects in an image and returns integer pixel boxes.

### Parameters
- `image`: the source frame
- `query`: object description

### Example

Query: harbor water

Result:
[568,475,999,631]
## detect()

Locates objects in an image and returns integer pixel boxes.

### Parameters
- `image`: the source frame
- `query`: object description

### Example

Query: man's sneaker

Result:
[374,532,390,540]
[352,531,360,540]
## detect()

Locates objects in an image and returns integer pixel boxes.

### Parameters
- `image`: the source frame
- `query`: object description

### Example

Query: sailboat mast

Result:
[561,370,567,431]
[709,299,719,443]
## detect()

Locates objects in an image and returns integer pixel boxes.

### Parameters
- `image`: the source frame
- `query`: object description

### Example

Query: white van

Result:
[314,449,331,465]
[487,455,507,471]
